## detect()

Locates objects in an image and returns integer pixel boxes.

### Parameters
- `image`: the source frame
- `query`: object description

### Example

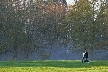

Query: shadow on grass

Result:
[0,60,108,68]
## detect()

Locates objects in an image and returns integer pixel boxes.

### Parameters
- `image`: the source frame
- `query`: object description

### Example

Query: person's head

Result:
[84,49,87,52]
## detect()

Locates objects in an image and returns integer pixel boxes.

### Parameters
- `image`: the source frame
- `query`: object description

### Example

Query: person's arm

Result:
[82,53,85,57]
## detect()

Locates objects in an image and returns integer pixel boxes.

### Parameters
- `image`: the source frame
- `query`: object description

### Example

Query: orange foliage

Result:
[42,2,67,20]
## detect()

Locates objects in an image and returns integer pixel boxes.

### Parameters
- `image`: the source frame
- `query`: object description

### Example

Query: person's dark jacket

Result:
[84,52,88,58]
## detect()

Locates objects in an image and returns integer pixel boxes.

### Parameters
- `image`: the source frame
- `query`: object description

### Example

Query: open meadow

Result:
[0,60,108,72]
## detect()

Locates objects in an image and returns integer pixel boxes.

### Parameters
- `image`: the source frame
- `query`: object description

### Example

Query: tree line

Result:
[0,0,108,59]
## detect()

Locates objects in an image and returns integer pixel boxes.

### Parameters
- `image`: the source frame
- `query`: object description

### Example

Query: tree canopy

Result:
[60,0,108,50]
[0,0,108,60]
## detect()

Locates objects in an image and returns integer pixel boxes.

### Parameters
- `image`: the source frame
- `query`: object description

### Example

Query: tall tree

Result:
[94,0,108,49]
[60,0,96,50]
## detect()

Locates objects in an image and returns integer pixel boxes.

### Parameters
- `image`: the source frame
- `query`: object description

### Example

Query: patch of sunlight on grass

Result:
[0,60,108,72]
[0,66,108,72]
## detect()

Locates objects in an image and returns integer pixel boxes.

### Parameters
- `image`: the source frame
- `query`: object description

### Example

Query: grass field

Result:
[0,60,108,72]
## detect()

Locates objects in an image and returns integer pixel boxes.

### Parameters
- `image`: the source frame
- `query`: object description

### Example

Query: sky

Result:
[66,0,75,5]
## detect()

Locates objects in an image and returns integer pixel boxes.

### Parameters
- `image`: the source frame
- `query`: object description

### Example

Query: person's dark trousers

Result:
[85,58,87,60]
[85,58,89,62]
[82,57,85,63]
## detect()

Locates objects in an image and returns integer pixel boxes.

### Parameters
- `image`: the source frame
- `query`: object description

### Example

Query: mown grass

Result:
[0,60,108,72]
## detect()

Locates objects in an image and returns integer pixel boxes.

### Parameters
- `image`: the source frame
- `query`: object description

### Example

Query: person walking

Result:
[82,50,85,63]
[82,49,89,63]
[84,50,88,61]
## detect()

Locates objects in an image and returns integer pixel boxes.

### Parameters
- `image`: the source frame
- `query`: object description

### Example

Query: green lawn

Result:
[0,60,108,72]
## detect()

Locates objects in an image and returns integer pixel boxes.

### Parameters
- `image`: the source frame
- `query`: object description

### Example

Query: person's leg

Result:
[85,58,89,63]
[84,58,86,63]
[86,58,89,62]
[86,58,87,61]
[82,58,83,63]
[82,57,84,63]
